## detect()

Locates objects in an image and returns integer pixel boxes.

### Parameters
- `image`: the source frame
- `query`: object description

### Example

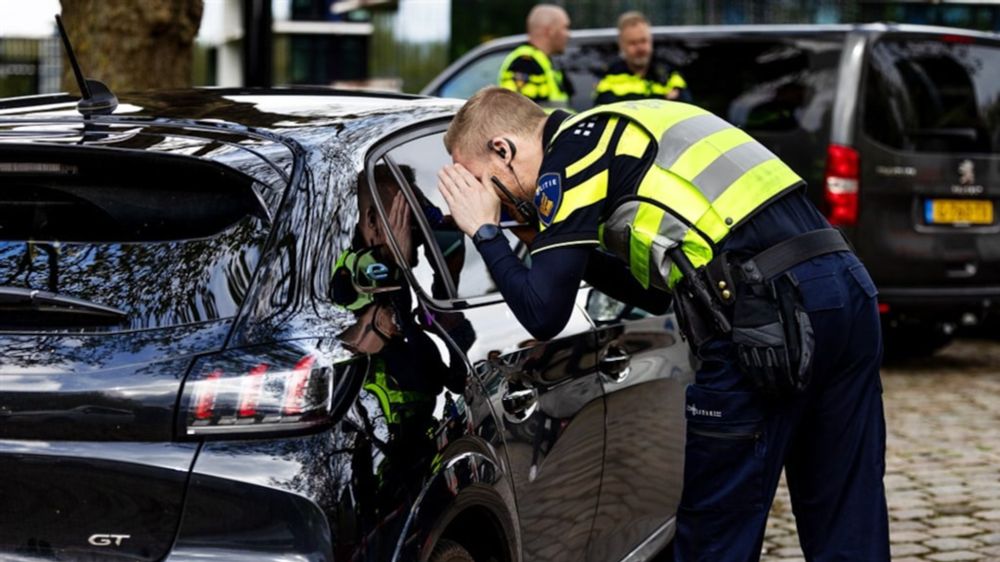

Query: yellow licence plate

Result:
[925,199,994,225]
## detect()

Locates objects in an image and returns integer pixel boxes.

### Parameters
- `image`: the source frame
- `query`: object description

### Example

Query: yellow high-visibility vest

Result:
[363,359,433,425]
[498,44,569,108]
[595,70,687,99]
[548,100,803,290]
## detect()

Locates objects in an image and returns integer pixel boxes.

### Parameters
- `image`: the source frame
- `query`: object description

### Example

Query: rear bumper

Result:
[0,441,196,561]
[878,286,1000,319]
[167,435,340,562]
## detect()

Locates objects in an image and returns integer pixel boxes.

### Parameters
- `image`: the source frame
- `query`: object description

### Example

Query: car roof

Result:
[476,22,999,48]
[0,88,461,199]
[0,87,461,146]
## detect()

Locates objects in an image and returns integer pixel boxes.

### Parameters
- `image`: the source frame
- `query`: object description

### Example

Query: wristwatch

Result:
[473,223,501,245]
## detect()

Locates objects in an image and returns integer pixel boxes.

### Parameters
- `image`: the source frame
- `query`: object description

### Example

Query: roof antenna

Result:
[54,15,118,116]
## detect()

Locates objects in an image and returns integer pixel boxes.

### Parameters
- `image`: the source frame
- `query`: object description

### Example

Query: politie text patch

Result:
[535,172,563,227]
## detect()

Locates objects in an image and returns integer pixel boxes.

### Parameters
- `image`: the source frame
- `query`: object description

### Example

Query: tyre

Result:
[429,539,476,562]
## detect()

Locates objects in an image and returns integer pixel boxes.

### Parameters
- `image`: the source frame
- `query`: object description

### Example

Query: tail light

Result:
[824,144,859,227]
[941,34,973,44]
[180,342,364,438]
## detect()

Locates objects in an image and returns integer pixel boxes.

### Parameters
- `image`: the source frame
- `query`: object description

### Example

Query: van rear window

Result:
[863,38,1000,153]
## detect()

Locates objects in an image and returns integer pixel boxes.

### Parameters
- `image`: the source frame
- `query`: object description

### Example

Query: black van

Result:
[423,23,1000,355]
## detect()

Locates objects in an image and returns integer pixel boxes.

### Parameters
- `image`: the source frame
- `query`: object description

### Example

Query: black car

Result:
[424,23,1000,355]
[0,89,692,562]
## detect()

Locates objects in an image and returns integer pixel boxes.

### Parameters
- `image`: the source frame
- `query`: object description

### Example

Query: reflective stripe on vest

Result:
[363,358,433,425]
[595,70,687,99]
[498,44,569,105]
[551,100,803,290]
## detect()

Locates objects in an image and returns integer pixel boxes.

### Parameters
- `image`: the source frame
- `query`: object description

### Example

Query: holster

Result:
[672,283,719,349]
[730,265,814,397]
[676,229,848,397]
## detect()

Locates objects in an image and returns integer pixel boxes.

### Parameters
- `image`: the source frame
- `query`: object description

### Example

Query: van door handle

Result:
[501,386,538,423]
[599,345,631,384]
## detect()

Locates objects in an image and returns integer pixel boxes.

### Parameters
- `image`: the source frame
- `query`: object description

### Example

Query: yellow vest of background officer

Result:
[498,44,571,109]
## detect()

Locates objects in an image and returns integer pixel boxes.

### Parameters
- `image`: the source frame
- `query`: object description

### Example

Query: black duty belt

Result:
[674,228,853,348]
[740,228,853,282]
[699,228,853,316]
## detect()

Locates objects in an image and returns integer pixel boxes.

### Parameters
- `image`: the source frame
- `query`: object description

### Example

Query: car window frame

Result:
[365,118,511,311]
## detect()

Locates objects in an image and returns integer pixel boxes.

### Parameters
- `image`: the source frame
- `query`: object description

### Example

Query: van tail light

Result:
[941,34,973,44]
[824,144,860,227]
[180,342,364,438]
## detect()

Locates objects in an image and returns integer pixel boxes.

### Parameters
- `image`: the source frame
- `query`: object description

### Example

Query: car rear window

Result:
[0,147,277,330]
[863,36,1000,153]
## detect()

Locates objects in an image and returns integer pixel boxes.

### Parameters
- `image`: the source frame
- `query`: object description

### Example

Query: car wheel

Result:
[429,539,476,562]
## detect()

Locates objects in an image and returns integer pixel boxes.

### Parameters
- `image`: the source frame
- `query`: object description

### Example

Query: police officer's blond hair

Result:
[444,87,546,158]
[617,11,649,32]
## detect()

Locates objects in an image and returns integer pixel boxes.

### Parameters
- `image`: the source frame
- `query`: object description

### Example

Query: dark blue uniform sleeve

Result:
[475,235,589,341]
[474,235,671,341]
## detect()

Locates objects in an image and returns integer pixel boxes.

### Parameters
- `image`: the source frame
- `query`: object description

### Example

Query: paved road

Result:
[762,339,1000,562]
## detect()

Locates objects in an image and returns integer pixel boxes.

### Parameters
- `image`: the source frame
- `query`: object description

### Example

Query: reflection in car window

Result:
[863,38,1000,153]
[381,132,518,300]
[676,39,840,133]
[554,37,841,130]
[0,153,276,330]
[439,51,509,100]
[331,165,471,484]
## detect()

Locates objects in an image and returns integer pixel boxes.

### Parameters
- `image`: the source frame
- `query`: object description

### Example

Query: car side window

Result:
[863,38,1000,154]
[372,130,521,302]
[438,51,509,100]
[676,38,841,134]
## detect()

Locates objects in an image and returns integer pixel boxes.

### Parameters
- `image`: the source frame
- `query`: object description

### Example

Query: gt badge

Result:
[88,533,131,547]
[535,173,562,227]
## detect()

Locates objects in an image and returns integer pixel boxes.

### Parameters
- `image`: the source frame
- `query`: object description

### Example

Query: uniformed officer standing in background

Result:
[436,87,890,561]
[497,4,574,110]
[594,11,690,105]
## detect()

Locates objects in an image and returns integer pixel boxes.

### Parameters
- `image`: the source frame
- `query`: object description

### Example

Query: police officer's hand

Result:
[437,164,501,237]
[387,192,413,265]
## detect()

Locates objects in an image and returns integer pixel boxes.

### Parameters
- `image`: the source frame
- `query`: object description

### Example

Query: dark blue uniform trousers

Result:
[674,252,890,561]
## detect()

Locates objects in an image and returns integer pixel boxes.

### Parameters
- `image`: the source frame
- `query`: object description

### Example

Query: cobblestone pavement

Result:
[761,339,1000,562]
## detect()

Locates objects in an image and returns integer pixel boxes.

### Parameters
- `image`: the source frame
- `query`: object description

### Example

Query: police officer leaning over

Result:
[497,4,574,110]
[595,11,690,105]
[437,87,890,561]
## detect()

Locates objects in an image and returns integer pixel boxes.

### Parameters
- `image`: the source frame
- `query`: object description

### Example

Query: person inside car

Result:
[594,11,690,106]
[436,87,889,561]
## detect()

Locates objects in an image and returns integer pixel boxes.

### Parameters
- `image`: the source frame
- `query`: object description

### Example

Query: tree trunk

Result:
[59,0,203,94]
